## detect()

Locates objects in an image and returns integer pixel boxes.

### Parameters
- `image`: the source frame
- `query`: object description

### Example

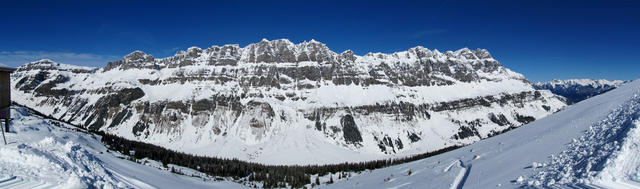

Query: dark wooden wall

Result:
[0,71,10,119]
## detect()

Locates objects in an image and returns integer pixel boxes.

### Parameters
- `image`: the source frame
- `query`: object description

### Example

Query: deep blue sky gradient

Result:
[0,0,638,81]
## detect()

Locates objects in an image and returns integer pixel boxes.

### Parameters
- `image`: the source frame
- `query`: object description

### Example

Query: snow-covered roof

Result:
[0,63,16,72]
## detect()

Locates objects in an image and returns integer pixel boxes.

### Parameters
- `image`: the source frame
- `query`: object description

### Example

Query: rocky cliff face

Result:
[11,39,567,165]
[534,79,629,103]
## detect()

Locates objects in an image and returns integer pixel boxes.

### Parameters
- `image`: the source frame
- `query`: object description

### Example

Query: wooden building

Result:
[0,65,16,132]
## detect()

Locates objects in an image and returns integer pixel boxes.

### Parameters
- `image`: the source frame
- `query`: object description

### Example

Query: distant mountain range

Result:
[11,39,566,165]
[534,79,629,104]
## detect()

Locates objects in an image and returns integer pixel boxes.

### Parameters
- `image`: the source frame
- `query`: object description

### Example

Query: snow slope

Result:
[0,106,246,189]
[324,79,640,188]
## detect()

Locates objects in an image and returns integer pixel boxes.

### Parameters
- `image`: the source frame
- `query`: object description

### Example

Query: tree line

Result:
[98,132,460,188]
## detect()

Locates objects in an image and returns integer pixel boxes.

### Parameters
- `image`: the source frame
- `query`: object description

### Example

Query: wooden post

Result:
[0,108,7,133]
[1,120,6,145]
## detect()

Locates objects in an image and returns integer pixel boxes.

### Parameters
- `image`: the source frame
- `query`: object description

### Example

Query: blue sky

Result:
[0,0,638,82]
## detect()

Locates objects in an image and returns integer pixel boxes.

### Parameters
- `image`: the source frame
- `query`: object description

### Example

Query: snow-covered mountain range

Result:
[11,39,567,165]
[534,79,629,103]
[326,79,640,188]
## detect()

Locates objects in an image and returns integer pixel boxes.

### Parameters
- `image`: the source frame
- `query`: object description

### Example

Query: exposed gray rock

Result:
[341,114,363,145]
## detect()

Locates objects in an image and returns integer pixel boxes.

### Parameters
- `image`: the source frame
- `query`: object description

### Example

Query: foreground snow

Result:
[595,118,640,188]
[325,79,640,188]
[0,107,246,188]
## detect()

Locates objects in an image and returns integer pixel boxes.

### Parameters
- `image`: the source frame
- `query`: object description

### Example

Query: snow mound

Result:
[0,136,116,188]
[0,106,246,188]
[529,93,640,186]
[597,117,640,188]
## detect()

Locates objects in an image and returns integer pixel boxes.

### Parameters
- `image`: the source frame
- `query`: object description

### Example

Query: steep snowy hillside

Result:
[325,79,640,188]
[535,79,629,103]
[11,39,567,165]
[0,105,246,188]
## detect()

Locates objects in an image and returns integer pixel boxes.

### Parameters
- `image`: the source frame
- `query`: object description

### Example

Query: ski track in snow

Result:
[0,176,54,188]
[449,160,471,189]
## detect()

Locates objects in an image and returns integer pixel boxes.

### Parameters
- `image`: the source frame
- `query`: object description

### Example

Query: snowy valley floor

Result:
[324,79,640,188]
[0,106,246,188]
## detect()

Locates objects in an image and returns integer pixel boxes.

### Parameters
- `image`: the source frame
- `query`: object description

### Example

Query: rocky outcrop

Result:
[104,51,156,71]
[341,114,362,145]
